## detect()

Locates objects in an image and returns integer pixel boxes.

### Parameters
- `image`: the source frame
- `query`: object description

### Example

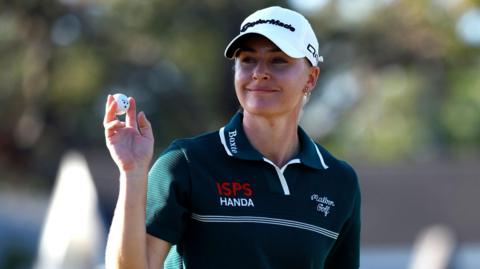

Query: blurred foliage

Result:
[0,0,479,187]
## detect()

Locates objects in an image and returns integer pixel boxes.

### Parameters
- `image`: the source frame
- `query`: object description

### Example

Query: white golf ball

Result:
[113,93,130,115]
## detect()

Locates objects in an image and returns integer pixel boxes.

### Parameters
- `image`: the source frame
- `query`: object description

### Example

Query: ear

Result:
[306,66,320,92]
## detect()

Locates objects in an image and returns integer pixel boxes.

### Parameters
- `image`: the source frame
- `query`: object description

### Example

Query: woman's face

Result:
[234,35,319,118]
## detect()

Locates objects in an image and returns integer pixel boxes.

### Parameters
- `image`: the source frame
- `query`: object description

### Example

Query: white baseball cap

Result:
[224,6,323,66]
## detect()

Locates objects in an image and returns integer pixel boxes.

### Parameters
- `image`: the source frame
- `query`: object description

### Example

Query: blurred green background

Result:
[1,0,479,268]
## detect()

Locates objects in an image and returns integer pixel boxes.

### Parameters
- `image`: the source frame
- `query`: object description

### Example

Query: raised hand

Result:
[103,94,154,174]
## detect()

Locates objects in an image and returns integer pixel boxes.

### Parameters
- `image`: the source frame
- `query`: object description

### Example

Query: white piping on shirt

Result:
[220,128,329,170]
[219,127,233,156]
[219,128,329,195]
[262,158,301,196]
[313,141,329,169]
[191,213,339,240]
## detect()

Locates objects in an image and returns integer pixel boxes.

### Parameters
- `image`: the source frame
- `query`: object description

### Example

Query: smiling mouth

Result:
[247,88,277,93]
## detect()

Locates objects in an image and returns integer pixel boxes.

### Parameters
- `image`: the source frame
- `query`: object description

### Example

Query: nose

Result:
[252,62,270,80]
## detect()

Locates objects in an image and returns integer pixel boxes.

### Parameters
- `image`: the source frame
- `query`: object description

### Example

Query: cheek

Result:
[234,67,249,81]
[233,72,246,102]
[289,71,309,90]
[234,72,240,90]
[234,70,249,90]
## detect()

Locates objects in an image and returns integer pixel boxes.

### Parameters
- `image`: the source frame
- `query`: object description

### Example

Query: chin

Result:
[242,101,276,115]
[243,102,302,119]
[243,105,287,118]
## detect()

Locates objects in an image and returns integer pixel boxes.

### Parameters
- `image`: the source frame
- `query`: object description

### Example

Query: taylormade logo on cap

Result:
[224,6,323,66]
[240,19,295,33]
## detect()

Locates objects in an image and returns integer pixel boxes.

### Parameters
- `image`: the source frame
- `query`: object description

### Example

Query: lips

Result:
[246,87,278,93]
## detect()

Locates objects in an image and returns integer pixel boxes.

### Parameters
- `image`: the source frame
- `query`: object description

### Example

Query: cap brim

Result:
[224,31,305,60]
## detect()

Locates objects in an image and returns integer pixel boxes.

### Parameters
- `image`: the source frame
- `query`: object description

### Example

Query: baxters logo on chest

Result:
[216,181,255,207]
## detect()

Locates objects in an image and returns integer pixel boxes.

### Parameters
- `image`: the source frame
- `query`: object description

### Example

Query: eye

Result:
[240,56,256,64]
[271,57,288,64]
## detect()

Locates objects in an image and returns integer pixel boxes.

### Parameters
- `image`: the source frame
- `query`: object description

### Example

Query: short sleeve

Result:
[324,173,361,269]
[146,142,191,244]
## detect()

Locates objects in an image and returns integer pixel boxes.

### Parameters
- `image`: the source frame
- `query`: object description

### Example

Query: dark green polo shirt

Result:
[146,112,361,269]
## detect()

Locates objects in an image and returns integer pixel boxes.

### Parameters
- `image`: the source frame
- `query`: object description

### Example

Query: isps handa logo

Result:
[311,194,335,217]
[216,181,254,207]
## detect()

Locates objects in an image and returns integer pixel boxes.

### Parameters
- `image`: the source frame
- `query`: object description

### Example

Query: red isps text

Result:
[216,182,253,197]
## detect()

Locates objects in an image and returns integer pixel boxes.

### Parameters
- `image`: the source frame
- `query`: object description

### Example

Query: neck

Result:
[242,111,300,167]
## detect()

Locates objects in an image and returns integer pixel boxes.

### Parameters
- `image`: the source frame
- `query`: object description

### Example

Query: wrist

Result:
[118,169,149,203]
[120,167,149,181]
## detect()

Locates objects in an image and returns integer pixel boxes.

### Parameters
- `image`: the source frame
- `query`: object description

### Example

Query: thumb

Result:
[138,111,153,140]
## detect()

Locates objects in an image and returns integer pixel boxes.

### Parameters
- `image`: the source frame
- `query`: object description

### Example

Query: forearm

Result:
[106,170,149,269]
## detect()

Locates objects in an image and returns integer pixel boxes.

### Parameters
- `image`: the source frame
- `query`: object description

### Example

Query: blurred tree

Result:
[0,0,479,188]
[301,0,480,161]
[0,0,287,187]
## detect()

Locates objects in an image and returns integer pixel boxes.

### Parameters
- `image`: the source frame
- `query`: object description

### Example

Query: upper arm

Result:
[146,234,171,269]
[145,142,190,268]
[324,188,361,269]
[324,163,361,269]
[146,142,191,244]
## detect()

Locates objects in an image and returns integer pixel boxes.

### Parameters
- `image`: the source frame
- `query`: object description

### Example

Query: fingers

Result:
[138,111,154,140]
[125,97,138,129]
[104,95,126,139]
[103,94,150,140]
[104,120,126,138]
[104,95,118,128]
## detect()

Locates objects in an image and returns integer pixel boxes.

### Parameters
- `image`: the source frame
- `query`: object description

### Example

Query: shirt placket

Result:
[262,158,301,195]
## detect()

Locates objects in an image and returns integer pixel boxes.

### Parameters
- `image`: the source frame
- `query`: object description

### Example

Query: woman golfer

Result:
[104,6,361,269]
